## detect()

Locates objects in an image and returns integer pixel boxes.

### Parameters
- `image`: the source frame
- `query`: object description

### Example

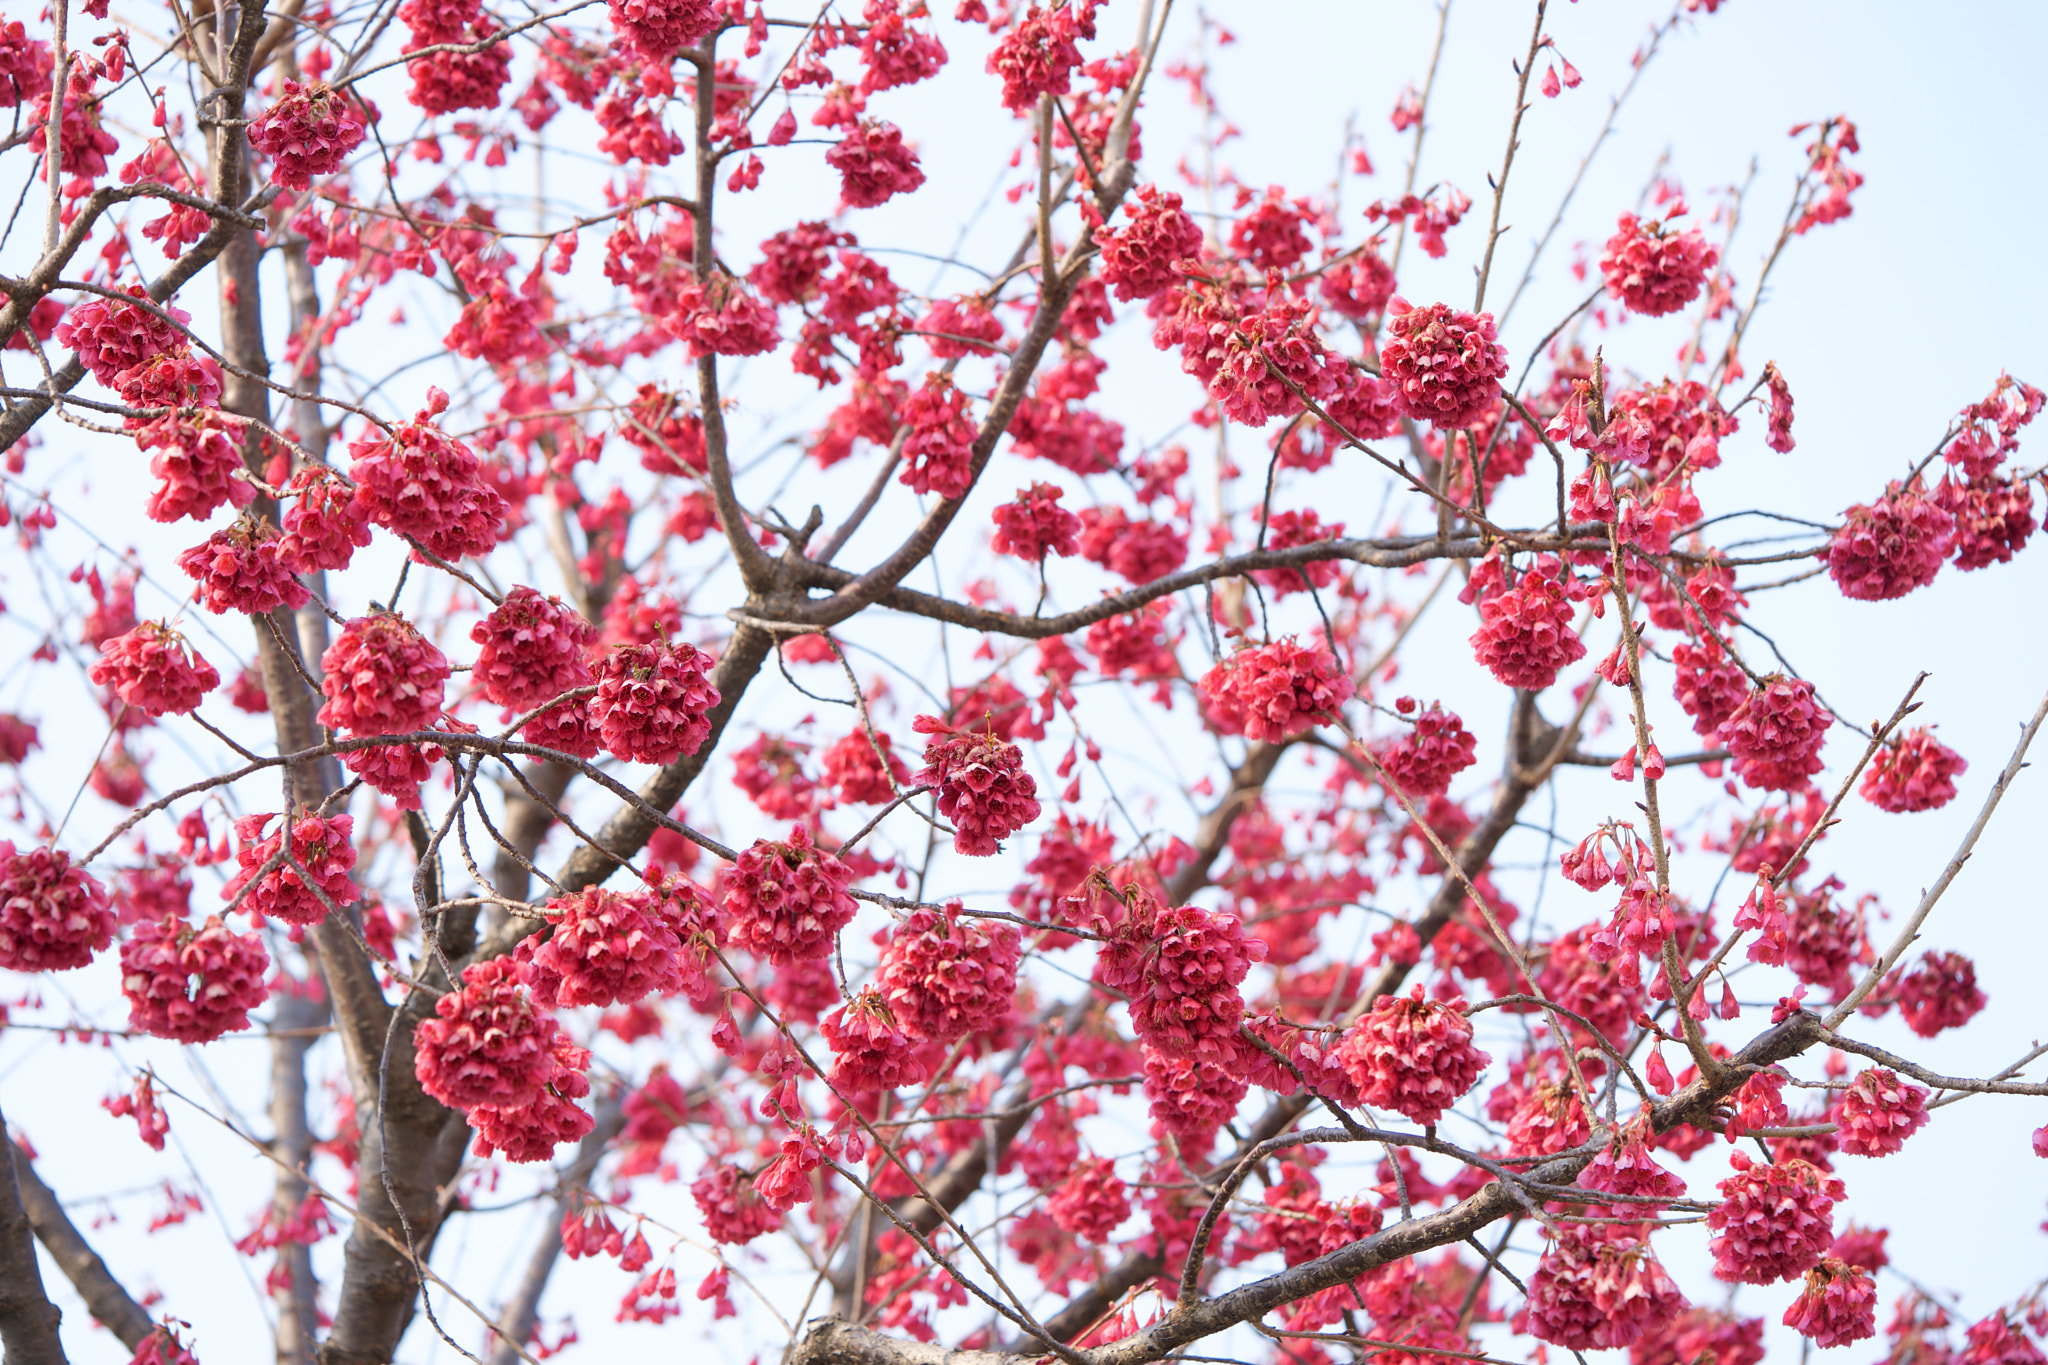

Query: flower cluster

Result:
[606,0,716,62]
[347,386,508,562]
[1860,728,1967,813]
[820,728,910,805]
[1672,638,1749,738]
[899,372,978,499]
[1894,950,1986,1037]
[692,1164,782,1246]
[318,613,450,735]
[248,81,365,190]
[592,640,720,764]
[1100,896,1265,1064]
[0,842,116,973]
[876,902,1021,1043]
[1336,986,1490,1127]
[222,812,360,926]
[1525,1224,1688,1351]
[1706,1153,1843,1284]
[1824,481,1955,601]
[668,273,781,358]
[136,414,255,524]
[276,466,373,573]
[1200,637,1355,742]
[820,987,927,1093]
[1782,1257,1877,1348]
[1379,300,1509,431]
[121,914,270,1043]
[1097,184,1204,301]
[913,714,1041,856]
[176,517,310,616]
[987,4,1083,112]
[722,825,858,964]
[1469,564,1588,691]
[991,482,1081,560]
[1717,676,1832,792]
[56,287,190,390]
[89,622,220,717]
[470,585,598,712]
[1832,1066,1929,1158]
[1599,212,1719,316]
[826,119,926,209]
[413,956,561,1110]
[1372,701,1478,798]
[470,1032,594,1163]
[1047,1156,1129,1242]
[518,887,685,1009]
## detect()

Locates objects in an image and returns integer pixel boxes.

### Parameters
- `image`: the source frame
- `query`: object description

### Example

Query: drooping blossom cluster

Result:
[414,956,569,1112]
[1894,950,1986,1037]
[137,414,255,523]
[347,387,508,562]
[276,466,373,573]
[592,640,720,764]
[826,119,926,209]
[1717,676,1832,791]
[1706,1152,1844,1284]
[0,842,116,973]
[820,728,910,805]
[318,613,450,736]
[470,1031,595,1163]
[120,914,270,1043]
[56,287,191,390]
[517,887,685,1009]
[691,1164,782,1246]
[668,273,782,358]
[899,372,978,499]
[89,622,220,717]
[986,3,1084,111]
[176,517,311,616]
[1372,700,1478,798]
[606,0,716,62]
[1599,212,1719,316]
[1099,891,1265,1063]
[991,482,1081,560]
[1832,1066,1929,1157]
[1824,480,1956,600]
[1095,184,1204,301]
[722,825,857,964]
[1378,300,1510,431]
[1524,1223,1688,1351]
[248,80,366,190]
[876,902,1021,1043]
[913,714,1041,856]
[1336,986,1490,1127]
[1860,727,1967,813]
[222,813,360,926]
[819,986,927,1093]
[1200,636,1355,742]
[1781,1256,1877,1348]
[1468,562,1588,691]
[470,585,598,712]
[1046,1156,1129,1242]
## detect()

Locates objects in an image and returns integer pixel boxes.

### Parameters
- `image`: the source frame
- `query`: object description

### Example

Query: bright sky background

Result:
[4,1,2046,1361]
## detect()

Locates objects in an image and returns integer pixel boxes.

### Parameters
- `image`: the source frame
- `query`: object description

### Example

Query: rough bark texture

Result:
[14,1145,154,1352]
[0,1108,70,1365]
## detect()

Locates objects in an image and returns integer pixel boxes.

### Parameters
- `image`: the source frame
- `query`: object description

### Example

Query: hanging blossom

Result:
[899,372,979,499]
[248,80,366,190]
[819,986,928,1094]
[592,640,720,764]
[1200,636,1355,742]
[276,466,373,574]
[1371,700,1478,798]
[1782,1256,1877,1349]
[319,612,450,736]
[991,482,1081,560]
[136,414,255,524]
[606,0,717,62]
[1524,1222,1689,1351]
[1098,891,1265,1064]
[877,901,1022,1043]
[222,812,360,926]
[1378,298,1509,432]
[517,887,685,1009]
[56,286,192,389]
[1096,184,1204,301]
[1859,727,1967,813]
[722,825,858,964]
[1894,950,1986,1038]
[987,3,1084,111]
[120,914,270,1043]
[1717,675,1832,792]
[1599,210,1719,317]
[821,728,911,805]
[470,1031,595,1164]
[1047,1156,1130,1242]
[176,517,312,616]
[0,842,116,973]
[913,714,1042,856]
[470,585,598,713]
[668,273,781,358]
[826,119,926,210]
[347,386,508,562]
[89,622,220,717]
[1706,1152,1844,1285]
[413,957,562,1111]
[1468,560,1588,691]
[1336,986,1490,1127]
[1823,480,1955,601]
[1832,1066,1929,1158]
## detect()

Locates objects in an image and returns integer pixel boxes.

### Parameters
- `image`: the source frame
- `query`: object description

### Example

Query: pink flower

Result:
[1860,727,1967,813]
[89,622,220,717]
[691,1164,781,1245]
[820,986,927,1093]
[1336,986,1490,1127]
[470,585,598,713]
[992,482,1081,560]
[591,640,720,765]
[120,914,269,1043]
[276,465,374,573]
[820,729,911,805]
[1469,563,1588,691]
[403,24,512,116]
[341,735,442,811]
[1372,701,1478,798]
[1142,1040,1250,1153]
[1717,676,1831,792]
[1706,1152,1843,1285]
[1096,185,1204,302]
[913,715,1041,856]
[413,957,560,1111]
[1763,363,1795,453]
[606,0,716,62]
[1230,188,1316,272]
[248,80,365,190]
[1894,950,1986,1038]
[1209,291,1340,427]
[723,825,857,964]
[667,273,781,358]
[176,517,311,616]
[1379,299,1510,432]
[986,4,1081,112]
[1936,470,2036,571]
[0,842,116,973]
[1104,897,1264,1064]
[1672,637,1749,738]
[348,387,507,563]
[1782,1256,1877,1348]
[1252,509,1347,598]
[319,613,450,736]
[1200,636,1355,743]
[899,372,979,499]
[877,902,1021,1043]
[1832,1066,1929,1158]
[1048,1156,1129,1242]
[826,119,926,209]
[56,286,191,389]
[469,1033,594,1163]
[1824,480,1955,600]
[1074,506,1188,584]
[1599,212,1719,317]
[519,887,684,1009]
[134,414,256,524]
[223,812,360,926]
[1526,1224,1689,1350]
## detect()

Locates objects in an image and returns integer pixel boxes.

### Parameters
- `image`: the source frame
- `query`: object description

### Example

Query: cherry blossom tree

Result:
[0,2,2043,1365]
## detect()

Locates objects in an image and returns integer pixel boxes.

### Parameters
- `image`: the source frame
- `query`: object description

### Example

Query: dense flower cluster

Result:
[1860,727,1967,813]
[899,372,978,499]
[1824,481,1955,600]
[413,957,561,1111]
[223,813,360,926]
[1599,212,1719,316]
[319,613,450,735]
[1672,638,1749,737]
[176,517,310,615]
[1717,675,1832,791]
[1096,184,1204,301]
[0,842,116,973]
[470,585,598,712]
[1781,1257,1877,1348]
[1469,563,1588,690]
[89,622,220,717]
[276,466,373,573]
[248,80,365,189]
[1200,637,1355,742]
[986,4,1083,111]
[991,482,1081,560]
[120,914,270,1043]
[691,1164,782,1246]
[1894,950,1986,1037]
[56,287,190,389]
[1832,1066,1929,1157]
[820,728,910,805]
[1378,299,1509,431]
[913,714,1041,856]
[819,987,927,1093]
[519,887,684,1009]
[1372,701,1478,798]
[592,640,720,764]
[347,386,508,562]
[469,1031,594,1163]
[826,119,925,209]
[1047,1156,1129,1242]
[1706,1153,1844,1284]
[606,0,716,61]
[722,825,858,964]
[1337,986,1490,1126]
[1525,1223,1688,1351]
[876,902,1021,1043]
[137,414,254,523]
[668,274,781,358]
